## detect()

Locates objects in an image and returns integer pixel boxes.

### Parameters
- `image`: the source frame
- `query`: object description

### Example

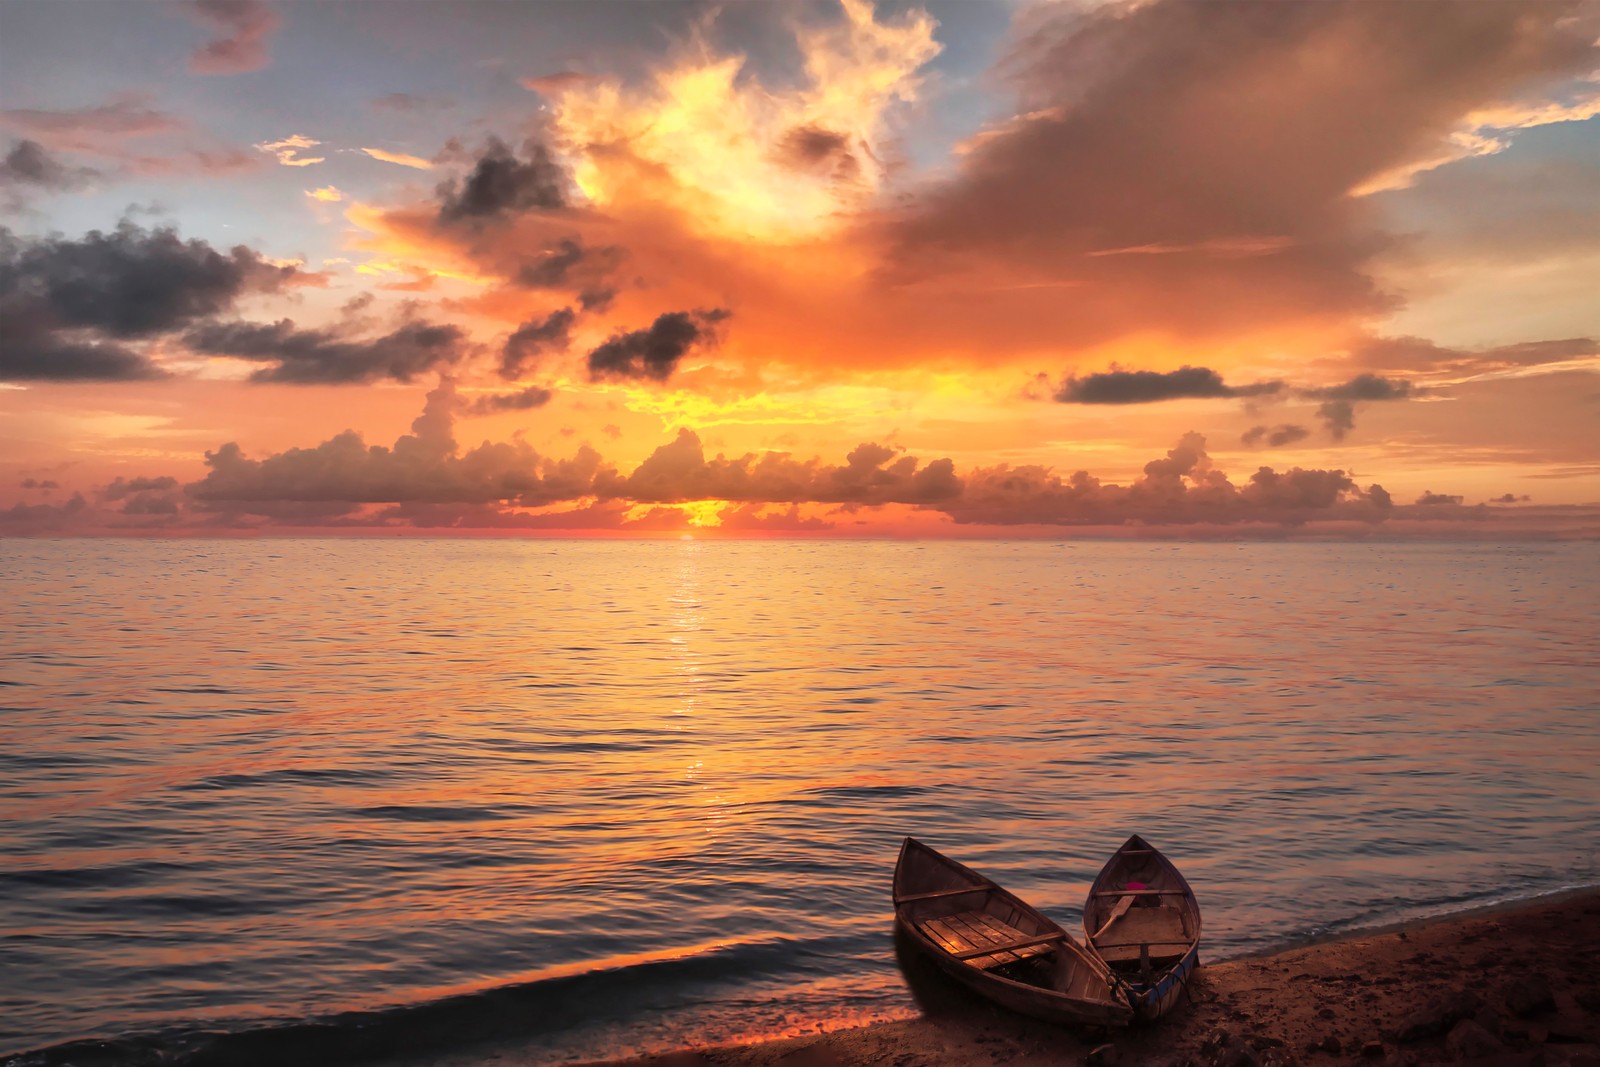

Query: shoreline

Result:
[392,888,1600,1067]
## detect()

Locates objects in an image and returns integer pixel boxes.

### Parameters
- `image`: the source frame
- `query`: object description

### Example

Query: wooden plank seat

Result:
[894,886,987,904]
[1094,939,1193,950]
[918,910,1062,971]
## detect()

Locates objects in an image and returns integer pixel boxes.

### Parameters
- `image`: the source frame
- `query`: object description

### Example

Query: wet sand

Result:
[401,889,1600,1067]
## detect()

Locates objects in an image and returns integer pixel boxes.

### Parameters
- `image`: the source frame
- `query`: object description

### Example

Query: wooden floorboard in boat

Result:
[1094,904,1190,963]
[919,909,1056,970]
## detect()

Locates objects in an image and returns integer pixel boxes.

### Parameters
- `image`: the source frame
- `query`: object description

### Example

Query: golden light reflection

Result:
[549,0,940,242]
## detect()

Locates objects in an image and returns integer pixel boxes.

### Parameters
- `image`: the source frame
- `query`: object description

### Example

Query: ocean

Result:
[2,538,1597,1064]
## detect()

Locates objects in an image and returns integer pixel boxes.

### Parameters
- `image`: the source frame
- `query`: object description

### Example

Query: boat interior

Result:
[1088,860,1195,976]
[899,888,1114,1002]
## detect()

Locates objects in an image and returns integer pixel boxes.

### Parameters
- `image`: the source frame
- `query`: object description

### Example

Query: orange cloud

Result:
[361,146,433,170]
[255,134,323,166]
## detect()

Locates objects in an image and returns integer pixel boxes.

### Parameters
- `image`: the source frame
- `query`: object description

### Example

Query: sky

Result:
[2,0,1598,538]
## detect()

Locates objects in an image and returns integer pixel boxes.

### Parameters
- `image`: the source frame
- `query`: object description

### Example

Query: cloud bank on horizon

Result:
[2,0,1597,536]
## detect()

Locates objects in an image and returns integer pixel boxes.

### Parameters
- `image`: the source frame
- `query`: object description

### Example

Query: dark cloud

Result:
[19,479,60,490]
[577,287,616,313]
[183,0,281,75]
[890,0,1600,347]
[501,307,574,379]
[437,137,567,222]
[0,334,166,382]
[99,476,183,517]
[0,223,299,380]
[1490,493,1532,504]
[1303,373,1419,403]
[102,475,179,501]
[184,318,467,384]
[516,237,627,294]
[1,140,98,199]
[1242,424,1311,448]
[467,385,553,416]
[0,493,88,532]
[586,308,730,382]
[1416,491,1465,506]
[1302,373,1421,439]
[777,124,861,182]
[1056,365,1283,404]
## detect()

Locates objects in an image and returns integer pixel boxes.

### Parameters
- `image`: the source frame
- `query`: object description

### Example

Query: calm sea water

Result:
[2,539,1597,1064]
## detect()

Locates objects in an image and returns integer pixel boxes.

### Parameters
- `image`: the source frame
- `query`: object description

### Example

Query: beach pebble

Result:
[1086,1042,1121,1066]
[1305,1034,1342,1055]
[1397,991,1483,1043]
[1361,1040,1387,1058]
[1506,976,1557,1018]
[1446,1018,1505,1060]
[1210,1040,1260,1067]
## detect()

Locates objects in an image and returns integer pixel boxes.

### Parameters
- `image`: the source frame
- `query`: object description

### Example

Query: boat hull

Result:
[1084,834,1201,1022]
[893,837,1132,1028]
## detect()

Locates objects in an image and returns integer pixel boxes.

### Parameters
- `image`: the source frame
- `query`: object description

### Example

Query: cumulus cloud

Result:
[1055,366,1284,404]
[0,222,299,382]
[618,431,960,507]
[586,308,730,381]
[184,0,282,75]
[33,378,1571,534]
[184,317,468,384]
[946,433,1392,528]
[189,380,607,507]
[549,0,939,241]
[437,137,567,222]
[889,0,1600,349]
[500,307,574,379]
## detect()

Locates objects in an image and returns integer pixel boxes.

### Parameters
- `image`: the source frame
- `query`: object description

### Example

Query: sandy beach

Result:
[394,890,1600,1067]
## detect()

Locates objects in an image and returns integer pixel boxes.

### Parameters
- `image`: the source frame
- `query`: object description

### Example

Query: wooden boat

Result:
[893,837,1132,1027]
[1082,834,1201,1021]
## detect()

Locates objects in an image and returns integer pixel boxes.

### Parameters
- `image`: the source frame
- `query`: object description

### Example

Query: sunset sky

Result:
[3,0,1597,536]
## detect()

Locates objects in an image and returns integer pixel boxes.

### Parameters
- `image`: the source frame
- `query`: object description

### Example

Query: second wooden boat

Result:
[893,837,1132,1027]
[1082,833,1201,1020]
